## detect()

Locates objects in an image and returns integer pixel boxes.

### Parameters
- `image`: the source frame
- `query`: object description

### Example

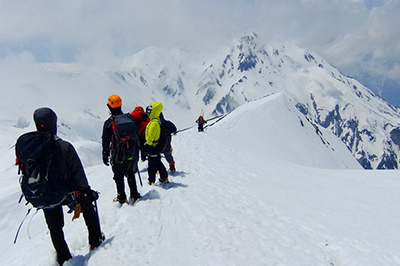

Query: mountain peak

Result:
[238,32,259,45]
[235,32,260,51]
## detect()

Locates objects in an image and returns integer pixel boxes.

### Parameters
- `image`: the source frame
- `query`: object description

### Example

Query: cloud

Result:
[315,0,400,95]
[0,0,399,102]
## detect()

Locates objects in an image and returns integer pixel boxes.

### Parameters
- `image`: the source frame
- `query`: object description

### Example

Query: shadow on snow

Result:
[155,181,188,190]
[68,236,115,266]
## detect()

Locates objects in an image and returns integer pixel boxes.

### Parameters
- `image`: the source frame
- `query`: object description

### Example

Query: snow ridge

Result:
[1,94,399,265]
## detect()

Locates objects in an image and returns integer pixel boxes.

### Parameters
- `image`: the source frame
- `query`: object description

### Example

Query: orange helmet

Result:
[108,95,122,108]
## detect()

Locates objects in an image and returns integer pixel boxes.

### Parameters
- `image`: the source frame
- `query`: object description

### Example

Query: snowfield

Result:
[1,93,400,265]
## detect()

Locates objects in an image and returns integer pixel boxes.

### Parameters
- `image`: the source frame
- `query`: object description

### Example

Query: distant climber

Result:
[196,115,207,132]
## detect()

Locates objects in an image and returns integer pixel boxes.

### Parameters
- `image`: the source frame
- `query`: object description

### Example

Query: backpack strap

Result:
[110,115,117,133]
[110,115,125,141]
[111,120,117,134]
[16,158,23,175]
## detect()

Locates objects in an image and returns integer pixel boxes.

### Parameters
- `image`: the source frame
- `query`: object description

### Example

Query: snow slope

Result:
[1,94,399,266]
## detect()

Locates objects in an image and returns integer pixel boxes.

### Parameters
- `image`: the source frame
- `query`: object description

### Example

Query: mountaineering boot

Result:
[113,196,128,204]
[159,177,169,183]
[57,253,72,266]
[130,194,142,204]
[90,232,105,251]
[169,165,176,173]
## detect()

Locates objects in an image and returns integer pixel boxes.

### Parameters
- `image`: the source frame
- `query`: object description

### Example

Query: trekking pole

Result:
[128,160,143,187]
[137,162,143,187]
[94,199,102,234]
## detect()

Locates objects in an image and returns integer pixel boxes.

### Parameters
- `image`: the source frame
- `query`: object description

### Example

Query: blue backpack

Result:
[16,131,70,209]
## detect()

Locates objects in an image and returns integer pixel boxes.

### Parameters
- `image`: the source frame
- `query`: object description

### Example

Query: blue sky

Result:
[1,0,399,104]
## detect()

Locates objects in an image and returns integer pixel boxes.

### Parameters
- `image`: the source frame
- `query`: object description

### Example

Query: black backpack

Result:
[157,121,172,153]
[111,113,139,163]
[15,131,70,210]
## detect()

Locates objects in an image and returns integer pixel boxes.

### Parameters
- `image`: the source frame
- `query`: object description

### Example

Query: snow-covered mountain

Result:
[6,92,400,266]
[3,30,400,265]
[1,32,398,170]
[113,33,400,169]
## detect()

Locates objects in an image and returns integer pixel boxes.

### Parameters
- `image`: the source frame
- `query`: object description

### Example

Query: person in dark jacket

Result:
[32,107,103,266]
[196,115,207,132]
[102,95,141,204]
[159,112,177,173]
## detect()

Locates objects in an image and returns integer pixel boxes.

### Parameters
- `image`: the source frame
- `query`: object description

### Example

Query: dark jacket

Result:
[33,107,90,192]
[55,139,90,191]
[102,107,139,163]
[196,116,206,125]
[102,118,113,159]
[102,107,123,159]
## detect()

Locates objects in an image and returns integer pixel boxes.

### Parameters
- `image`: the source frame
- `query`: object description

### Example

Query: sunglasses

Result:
[146,105,152,115]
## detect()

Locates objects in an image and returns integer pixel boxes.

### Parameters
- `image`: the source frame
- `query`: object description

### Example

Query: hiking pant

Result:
[163,148,175,168]
[44,199,101,265]
[112,160,140,200]
[79,196,103,247]
[44,207,71,265]
[148,154,168,183]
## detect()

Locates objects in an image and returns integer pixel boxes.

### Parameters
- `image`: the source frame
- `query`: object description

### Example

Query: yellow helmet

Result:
[108,95,122,108]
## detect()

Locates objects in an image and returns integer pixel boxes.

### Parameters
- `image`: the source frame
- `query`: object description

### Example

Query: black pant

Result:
[148,154,168,183]
[112,160,140,200]
[43,198,101,265]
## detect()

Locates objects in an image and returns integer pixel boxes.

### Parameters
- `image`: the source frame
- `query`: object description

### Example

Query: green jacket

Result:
[145,102,163,147]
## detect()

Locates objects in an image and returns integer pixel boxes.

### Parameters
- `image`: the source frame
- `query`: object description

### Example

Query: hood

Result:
[131,110,142,120]
[107,105,123,116]
[159,112,166,122]
[131,106,145,120]
[149,102,163,120]
[33,107,57,135]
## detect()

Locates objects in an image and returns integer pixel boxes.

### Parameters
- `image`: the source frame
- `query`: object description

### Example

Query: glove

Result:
[103,150,110,166]
[103,155,110,166]
[81,188,99,202]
